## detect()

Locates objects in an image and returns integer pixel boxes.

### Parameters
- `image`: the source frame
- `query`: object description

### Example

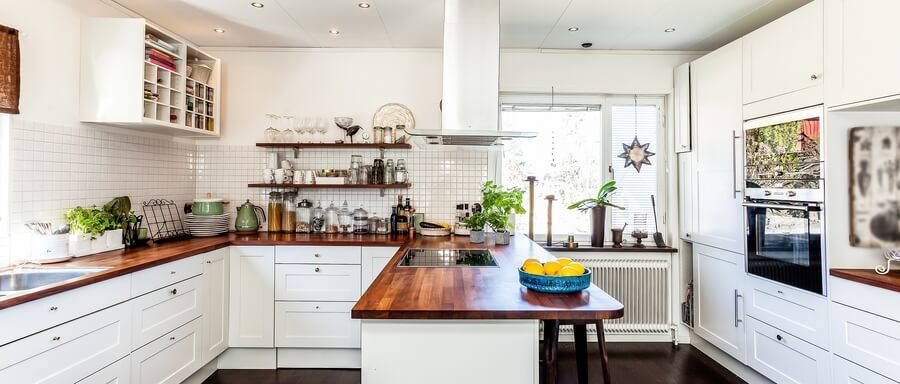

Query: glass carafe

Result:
[353,205,369,234]
[267,192,283,232]
[282,192,296,233]
[324,202,340,234]
[311,201,325,233]
[296,199,312,233]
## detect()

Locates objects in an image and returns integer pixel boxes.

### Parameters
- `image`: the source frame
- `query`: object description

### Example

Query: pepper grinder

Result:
[524,176,537,240]
[545,194,556,246]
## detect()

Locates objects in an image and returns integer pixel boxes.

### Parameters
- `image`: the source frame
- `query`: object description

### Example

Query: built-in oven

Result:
[744,201,825,295]
[744,106,824,202]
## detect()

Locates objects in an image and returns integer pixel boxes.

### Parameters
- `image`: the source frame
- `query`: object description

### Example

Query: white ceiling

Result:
[112,0,811,50]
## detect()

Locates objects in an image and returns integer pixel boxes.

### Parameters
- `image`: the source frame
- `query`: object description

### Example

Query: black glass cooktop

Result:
[397,248,498,267]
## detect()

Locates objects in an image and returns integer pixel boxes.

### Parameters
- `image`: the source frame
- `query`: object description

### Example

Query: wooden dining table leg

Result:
[542,320,560,384]
[573,323,588,384]
[596,321,611,384]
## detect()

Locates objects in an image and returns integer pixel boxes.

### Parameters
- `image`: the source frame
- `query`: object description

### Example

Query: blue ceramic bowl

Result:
[519,268,592,293]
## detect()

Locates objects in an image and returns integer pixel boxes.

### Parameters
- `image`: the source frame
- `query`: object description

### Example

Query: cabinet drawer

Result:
[830,302,900,379]
[832,355,898,384]
[276,246,361,265]
[77,356,131,384]
[131,255,202,297]
[0,301,132,384]
[275,301,360,348]
[275,264,361,302]
[0,274,130,346]
[131,276,202,349]
[746,317,830,384]
[745,276,829,348]
[131,318,202,384]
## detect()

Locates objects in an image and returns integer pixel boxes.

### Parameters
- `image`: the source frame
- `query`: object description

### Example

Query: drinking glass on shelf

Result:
[317,117,329,136]
[281,115,297,142]
[264,114,279,142]
[291,116,305,142]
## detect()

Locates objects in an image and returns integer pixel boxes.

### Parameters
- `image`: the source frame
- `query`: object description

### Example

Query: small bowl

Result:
[519,268,591,293]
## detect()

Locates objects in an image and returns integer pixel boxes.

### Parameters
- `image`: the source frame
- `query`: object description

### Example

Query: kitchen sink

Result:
[398,249,498,267]
[0,267,110,294]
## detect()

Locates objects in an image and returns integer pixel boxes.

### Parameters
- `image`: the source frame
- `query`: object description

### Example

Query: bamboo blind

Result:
[0,25,20,115]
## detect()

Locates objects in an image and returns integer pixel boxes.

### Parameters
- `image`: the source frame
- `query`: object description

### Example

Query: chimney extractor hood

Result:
[405,0,536,146]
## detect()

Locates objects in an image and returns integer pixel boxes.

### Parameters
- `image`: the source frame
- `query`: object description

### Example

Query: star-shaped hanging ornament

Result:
[618,136,655,173]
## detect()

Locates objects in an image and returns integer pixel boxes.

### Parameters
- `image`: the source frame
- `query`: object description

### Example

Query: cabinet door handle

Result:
[52,336,61,341]
[314,253,321,258]
[810,74,819,80]
[734,289,743,327]
[315,267,320,272]
[49,306,58,311]
[206,260,212,264]
[170,336,176,341]
[732,130,742,199]
[170,271,176,275]
[776,334,783,341]
[171,288,178,295]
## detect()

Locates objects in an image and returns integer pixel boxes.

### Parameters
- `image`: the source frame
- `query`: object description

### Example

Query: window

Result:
[500,94,665,240]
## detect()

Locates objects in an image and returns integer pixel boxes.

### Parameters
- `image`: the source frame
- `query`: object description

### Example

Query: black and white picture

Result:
[850,126,900,247]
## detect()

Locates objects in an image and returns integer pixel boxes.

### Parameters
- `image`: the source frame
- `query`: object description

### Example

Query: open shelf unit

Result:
[248,183,412,189]
[80,18,220,137]
[256,143,412,149]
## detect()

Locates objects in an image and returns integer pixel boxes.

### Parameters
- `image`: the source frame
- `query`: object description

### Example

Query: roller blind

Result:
[609,103,661,233]
[0,25,20,115]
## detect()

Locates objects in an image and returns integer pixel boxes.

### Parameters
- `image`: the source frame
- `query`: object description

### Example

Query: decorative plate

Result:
[372,103,415,130]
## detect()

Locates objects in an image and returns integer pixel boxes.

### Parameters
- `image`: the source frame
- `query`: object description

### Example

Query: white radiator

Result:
[559,255,673,338]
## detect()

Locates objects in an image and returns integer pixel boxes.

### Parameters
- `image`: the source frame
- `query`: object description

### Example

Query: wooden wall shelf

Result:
[256,143,412,149]
[248,183,411,189]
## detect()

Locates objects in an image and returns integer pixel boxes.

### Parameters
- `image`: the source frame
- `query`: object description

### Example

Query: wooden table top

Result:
[831,268,900,293]
[352,235,625,321]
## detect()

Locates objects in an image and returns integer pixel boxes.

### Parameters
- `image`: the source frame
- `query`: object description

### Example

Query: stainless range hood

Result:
[406,0,536,146]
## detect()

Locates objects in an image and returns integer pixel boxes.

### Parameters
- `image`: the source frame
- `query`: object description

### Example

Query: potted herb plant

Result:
[462,211,488,243]
[480,181,527,245]
[65,196,132,256]
[567,180,624,247]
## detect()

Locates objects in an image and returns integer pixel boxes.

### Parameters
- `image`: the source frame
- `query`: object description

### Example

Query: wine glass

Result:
[264,114,279,142]
[293,116,305,142]
[317,117,329,136]
[282,115,297,142]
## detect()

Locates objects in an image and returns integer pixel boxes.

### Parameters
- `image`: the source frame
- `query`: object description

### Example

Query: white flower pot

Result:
[69,229,125,257]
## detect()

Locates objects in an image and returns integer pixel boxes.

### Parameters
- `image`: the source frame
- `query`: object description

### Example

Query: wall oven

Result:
[743,105,826,295]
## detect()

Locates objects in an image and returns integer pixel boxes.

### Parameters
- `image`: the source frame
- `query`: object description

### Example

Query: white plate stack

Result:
[185,214,230,237]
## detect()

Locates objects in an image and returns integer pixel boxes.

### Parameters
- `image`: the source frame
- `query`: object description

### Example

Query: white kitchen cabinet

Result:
[688,39,745,254]
[77,356,131,384]
[744,275,830,349]
[0,301,132,384]
[131,276,202,349]
[692,243,746,363]
[362,247,400,291]
[745,317,830,384]
[275,302,360,348]
[276,264,362,302]
[131,254,202,298]
[201,248,229,363]
[674,62,692,153]
[832,355,899,384]
[742,0,823,106]
[825,0,900,108]
[677,152,695,241]
[829,301,900,379]
[276,246,362,265]
[131,318,202,384]
[229,246,275,347]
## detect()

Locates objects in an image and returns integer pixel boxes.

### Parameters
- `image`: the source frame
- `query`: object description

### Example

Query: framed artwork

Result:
[849,126,900,247]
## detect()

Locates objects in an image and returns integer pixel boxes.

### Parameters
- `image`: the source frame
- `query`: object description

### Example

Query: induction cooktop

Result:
[397,248,498,267]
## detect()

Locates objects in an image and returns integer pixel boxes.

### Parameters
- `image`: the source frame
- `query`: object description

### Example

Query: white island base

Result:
[361,319,540,384]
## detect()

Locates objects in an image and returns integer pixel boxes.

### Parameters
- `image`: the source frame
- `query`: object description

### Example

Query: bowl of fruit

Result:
[519,258,591,293]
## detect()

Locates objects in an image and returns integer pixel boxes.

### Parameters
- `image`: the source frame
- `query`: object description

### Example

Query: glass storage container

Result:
[324,202,340,234]
[372,159,385,184]
[361,165,373,184]
[385,159,395,184]
[311,201,325,233]
[395,159,408,184]
[384,125,394,144]
[296,199,312,233]
[352,205,369,234]
[373,127,384,144]
[339,201,353,234]
[282,192,297,233]
[395,124,407,143]
[267,192,283,233]
[369,212,387,234]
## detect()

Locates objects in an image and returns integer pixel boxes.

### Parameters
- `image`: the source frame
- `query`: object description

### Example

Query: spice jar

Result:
[296,199,312,233]
[339,201,353,234]
[373,126,384,144]
[282,192,297,233]
[395,159,408,184]
[372,159,385,184]
[384,125,395,144]
[385,159,395,184]
[395,124,407,143]
[311,201,325,233]
[352,205,369,234]
[267,192,283,233]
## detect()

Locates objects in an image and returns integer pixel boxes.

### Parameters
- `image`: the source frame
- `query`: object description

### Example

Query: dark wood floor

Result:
[203,343,745,384]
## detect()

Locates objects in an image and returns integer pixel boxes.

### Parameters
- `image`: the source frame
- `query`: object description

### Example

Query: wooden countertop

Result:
[0,233,407,310]
[351,235,625,321]
[831,268,900,293]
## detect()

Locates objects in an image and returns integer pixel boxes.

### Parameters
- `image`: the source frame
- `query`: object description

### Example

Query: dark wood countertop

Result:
[0,233,407,310]
[831,268,900,293]
[351,235,625,321]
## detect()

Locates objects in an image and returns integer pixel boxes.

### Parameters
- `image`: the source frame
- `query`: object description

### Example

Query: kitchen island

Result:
[352,234,624,384]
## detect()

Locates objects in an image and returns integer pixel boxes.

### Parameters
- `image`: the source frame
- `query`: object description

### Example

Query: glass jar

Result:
[324,202,340,234]
[282,192,297,233]
[384,125,394,144]
[372,159,385,184]
[267,192,283,233]
[384,159,395,184]
[352,205,369,234]
[339,201,353,234]
[361,165,373,184]
[373,127,384,144]
[395,124,407,143]
[311,201,325,233]
[395,159,408,184]
[296,199,312,233]
[368,212,382,234]
[350,155,362,169]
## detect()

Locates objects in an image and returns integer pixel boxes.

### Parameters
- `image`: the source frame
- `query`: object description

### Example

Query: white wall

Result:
[206,48,699,145]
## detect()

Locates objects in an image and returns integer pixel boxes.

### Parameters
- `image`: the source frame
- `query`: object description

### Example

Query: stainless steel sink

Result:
[0,267,109,294]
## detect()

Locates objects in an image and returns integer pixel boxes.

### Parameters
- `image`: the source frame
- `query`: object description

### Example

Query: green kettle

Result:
[235,200,266,234]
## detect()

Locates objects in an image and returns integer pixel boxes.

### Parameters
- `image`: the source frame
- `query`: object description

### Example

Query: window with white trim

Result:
[500,94,665,241]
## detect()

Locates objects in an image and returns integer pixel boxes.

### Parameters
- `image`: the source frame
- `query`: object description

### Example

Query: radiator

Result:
[560,255,673,336]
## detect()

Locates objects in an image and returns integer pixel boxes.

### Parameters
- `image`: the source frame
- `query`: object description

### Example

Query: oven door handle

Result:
[742,202,815,211]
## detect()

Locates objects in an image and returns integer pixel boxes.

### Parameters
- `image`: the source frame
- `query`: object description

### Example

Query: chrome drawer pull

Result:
[170,336,176,341]
[171,288,178,295]
[170,271,176,275]
[776,334,783,342]
[315,253,321,258]
[734,290,743,327]
[52,336,60,341]
[49,306,58,311]
[315,267,321,272]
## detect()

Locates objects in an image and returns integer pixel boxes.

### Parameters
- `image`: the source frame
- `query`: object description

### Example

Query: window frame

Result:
[497,93,667,243]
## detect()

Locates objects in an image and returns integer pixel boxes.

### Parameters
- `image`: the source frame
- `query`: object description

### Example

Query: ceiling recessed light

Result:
[250,2,264,8]
[213,28,225,33]
[328,28,340,35]
[664,27,676,33]
[568,26,579,32]
[358,2,371,8]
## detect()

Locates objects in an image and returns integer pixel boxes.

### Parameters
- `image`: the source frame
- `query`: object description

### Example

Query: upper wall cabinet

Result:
[825,0,900,108]
[80,18,220,137]
[742,0,823,110]
[674,62,692,153]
